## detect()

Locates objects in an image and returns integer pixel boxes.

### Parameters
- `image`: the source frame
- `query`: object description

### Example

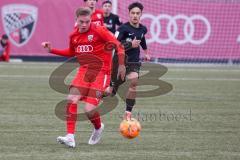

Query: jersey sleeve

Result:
[143,26,148,34]
[96,26,125,65]
[115,15,122,26]
[50,48,75,57]
[140,36,147,50]
[140,26,148,50]
[115,25,125,41]
[115,25,132,50]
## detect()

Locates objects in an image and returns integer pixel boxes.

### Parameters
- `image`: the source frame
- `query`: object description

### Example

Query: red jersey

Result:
[51,24,124,72]
[91,9,104,26]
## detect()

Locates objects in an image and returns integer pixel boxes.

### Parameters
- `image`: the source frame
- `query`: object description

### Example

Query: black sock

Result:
[126,99,136,112]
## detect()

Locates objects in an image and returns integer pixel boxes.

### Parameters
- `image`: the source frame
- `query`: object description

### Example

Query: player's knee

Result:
[68,87,82,103]
[84,103,97,115]
[129,80,138,90]
[67,94,80,104]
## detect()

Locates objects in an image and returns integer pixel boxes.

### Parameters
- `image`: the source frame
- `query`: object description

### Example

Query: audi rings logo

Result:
[76,45,94,53]
[141,14,211,45]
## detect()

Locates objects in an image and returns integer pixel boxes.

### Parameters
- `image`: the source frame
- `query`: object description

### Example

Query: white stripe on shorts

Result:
[103,74,107,88]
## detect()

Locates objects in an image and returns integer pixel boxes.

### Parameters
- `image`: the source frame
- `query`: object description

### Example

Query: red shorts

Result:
[71,67,110,106]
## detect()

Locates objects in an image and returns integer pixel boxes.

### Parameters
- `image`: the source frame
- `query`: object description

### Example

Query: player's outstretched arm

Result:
[41,42,75,57]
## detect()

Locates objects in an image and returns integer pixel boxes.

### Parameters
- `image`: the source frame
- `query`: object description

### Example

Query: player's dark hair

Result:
[83,0,98,2]
[102,0,112,6]
[1,34,8,40]
[75,7,92,17]
[128,2,144,12]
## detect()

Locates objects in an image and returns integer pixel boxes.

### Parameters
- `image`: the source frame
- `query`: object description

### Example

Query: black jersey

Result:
[104,13,122,33]
[115,22,147,63]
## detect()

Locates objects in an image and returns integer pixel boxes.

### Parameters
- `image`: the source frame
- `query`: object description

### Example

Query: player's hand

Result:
[144,54,151,61]
[117,65,126,81]
[41,42,51,52]
[131,37,141,48]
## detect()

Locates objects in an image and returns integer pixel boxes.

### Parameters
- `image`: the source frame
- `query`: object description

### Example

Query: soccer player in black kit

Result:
[105,2,151,120]
[102,0,122,33]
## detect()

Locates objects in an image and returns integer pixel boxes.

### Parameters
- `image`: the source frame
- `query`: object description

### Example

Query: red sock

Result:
[87,112,101,129]
[66,103,77,134]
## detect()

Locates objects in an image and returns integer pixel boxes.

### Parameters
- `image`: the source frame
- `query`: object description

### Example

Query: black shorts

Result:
[110,54,141,87]
[126,62,141,75]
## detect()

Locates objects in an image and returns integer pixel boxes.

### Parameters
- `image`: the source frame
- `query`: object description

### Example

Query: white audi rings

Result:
[76,45,94,53]
[141,14,211,45]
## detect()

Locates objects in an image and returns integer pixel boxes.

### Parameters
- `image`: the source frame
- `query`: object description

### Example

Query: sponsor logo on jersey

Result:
[88,35,94,42]
[76,45,93,53]
[97,14,102,19]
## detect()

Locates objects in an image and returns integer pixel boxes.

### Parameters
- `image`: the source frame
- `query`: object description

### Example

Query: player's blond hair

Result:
[75,7,92,17]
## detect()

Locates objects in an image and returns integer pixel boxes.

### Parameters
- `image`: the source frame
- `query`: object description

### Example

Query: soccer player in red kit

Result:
[42,7,125,148]
[84,0,104,26]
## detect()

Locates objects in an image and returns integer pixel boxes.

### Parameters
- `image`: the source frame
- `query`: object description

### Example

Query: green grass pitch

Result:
[0,62,240,160]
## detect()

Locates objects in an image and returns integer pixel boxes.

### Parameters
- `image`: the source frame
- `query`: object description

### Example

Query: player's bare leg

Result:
[57,87,82,148]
